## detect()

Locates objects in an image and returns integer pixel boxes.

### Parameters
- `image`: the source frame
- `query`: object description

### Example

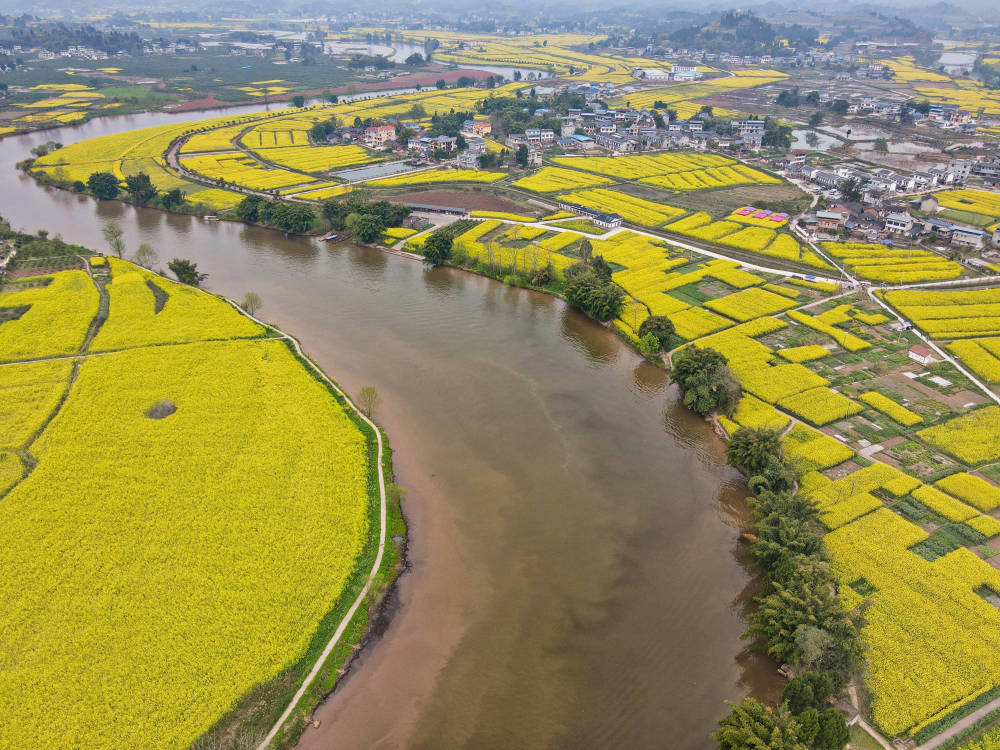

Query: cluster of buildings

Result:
[630,65,702,83]
[787,160,974,197]
[496,105,765,155]
[799,197,994,249]
[799,203,988,249]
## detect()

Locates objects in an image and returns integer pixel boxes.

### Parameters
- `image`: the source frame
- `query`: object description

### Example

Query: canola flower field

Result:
[0,261,379,750]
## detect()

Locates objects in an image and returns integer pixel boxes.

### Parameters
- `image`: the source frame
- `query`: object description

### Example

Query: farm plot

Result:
[935,190,1000,223]
[666,212,832,270]
[511,166,615,193]
[825,509,1000,738]
[917,405,1000,465]
[822,242,964,283]
[884,288,1000,339]
[180,152,315,191]
[0,263,378,750]
[947,338,1000,383]
[91,259,265,351]
[559,188,685,227]
[247,145,375,173]
[0,271,99,362]
[365,168,506,187]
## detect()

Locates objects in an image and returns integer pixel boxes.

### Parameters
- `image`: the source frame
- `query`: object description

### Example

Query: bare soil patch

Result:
[389,190,527,213]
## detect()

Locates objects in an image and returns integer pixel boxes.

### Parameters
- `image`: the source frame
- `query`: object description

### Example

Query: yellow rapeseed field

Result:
[0,271,99,362]
[91,259,264,351]
[0,264,377,749]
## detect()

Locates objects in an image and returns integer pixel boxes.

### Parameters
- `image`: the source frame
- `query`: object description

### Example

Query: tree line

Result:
[671,346,860,750]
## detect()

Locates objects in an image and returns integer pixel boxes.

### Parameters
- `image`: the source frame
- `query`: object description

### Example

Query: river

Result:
[0,111,780,749]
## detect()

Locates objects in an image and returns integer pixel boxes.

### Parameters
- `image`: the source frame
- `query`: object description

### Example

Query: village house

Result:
[884,213,914,234]
[908,345,936,366]
[952,226,984,249]
[816,210,847,232]
[363,124,396,148]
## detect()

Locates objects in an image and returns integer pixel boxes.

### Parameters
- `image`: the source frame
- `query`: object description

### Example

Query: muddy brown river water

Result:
[0,109,780,749]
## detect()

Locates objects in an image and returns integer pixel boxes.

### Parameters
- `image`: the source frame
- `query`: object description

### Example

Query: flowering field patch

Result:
[668,307,732,340]
[912,484,979,522]
[821,242,964,283]
[777,345,829,362]
[778,386,862,426]
[825,509,1000,737]
[936,473,1000,512]
[182,152,315,191]
[917,406,1000,464]
[552,152,737,180]
[559,188,685,227]
[783,423,854,471]
[0,271,99,362]
[885,288,1000,339]
[787,277,839,293]
[948,338,1000,382]
[859,391,923,426]
[639,164,780,191]
[365,168,505,187]
[786,309,871,352]
[91,259,264,352]
[511,166,614,193]
[470,210,538,221]
[730,393,790,431]
[186,188,248,210]
[0,337,374,750]
[703,287,797,322]
[935,189,1000,222]
[0,359,73,450]
[250,145,375,173]
[858,392,921,428]
[665,212,832,269]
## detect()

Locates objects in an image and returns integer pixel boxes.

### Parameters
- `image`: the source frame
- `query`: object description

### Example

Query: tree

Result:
[241,291,262,316]
[124,172,157,206]
[797,708,820,746]
[515,143,529,168]
[168,258,207,286]
[782,672,833,715]
[805,131,820,149]
[814,709,849,750]
[87,171,120,199]
[435,79,446,90]
[638,315,674,348]
[358,385,380,418]
[291,95,306,108]
[590,255,612,282]
[670,346,741,417]
[838,177,864,203]
[874,137,889,152]
[354,214,385,243]
[160,188,185,210]
[405,52,424,65]
[578,238,593,262]
[266,202,316,234]
[639,332,660,357]
[133,242,157,269]
[727,427,783,476]
[713,698,809,750]
[830,99,849,116]
[236,195,265,223]
[102,219,126,258]
[808,111,823,127]
[563,272,624,322]
[423,230,453,266]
